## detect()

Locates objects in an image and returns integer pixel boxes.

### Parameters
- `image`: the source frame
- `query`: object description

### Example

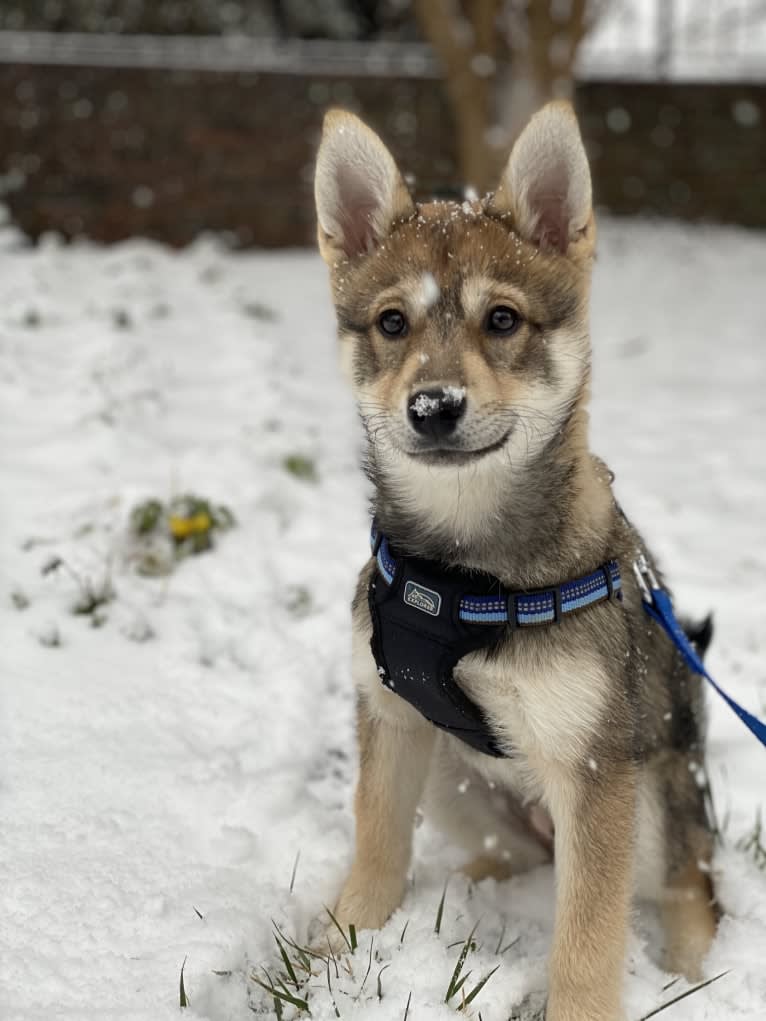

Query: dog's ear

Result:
[315,109,415,262]
[488,102,592,255]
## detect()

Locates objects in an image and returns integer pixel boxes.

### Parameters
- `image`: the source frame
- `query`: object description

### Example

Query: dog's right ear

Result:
[314,109,415,263]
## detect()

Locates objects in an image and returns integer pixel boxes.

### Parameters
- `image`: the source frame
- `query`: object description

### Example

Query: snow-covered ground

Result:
[1,216,765,1021]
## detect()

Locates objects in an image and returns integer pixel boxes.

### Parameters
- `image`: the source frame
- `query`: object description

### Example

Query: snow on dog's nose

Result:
[408,386,466,441]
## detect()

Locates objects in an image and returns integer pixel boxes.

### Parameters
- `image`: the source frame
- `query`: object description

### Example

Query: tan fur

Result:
[332,692,435,935]
[544,768,636,1021]
[314,101,718,1018]
[489,101,594,255]
[662,859,717,980]
[315,109,414,262]
[460,854,514,883]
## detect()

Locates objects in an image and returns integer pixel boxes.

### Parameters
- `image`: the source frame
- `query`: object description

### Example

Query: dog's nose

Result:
[408,388,466,439]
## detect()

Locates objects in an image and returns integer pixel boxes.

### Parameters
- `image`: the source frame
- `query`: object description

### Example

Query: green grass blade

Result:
[636,970,730,1020]
[499,936,520,955]
[325,937,339,980]
[349,924,358,952]
[452,971,473,998]
[434,879,449,935]
[274,935,299,988]
[399,920,410,944]
[358,938,374,997]
[403,990,412,1021]
[324,905,353,953]
[252,973,309,1012]
[272,922,325,967]
[325,958,341,1018]
[179,956,189,1008]
[289,851,301,894]
[446,923,478,1002]
[377,964,391,1000]
[459,964,500,1010]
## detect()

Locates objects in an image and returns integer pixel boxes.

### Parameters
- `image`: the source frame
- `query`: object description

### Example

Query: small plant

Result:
[41,555,114,619]
[247,892,505,1020]
[444,923,500,1013]
[285,585,312,618]
[283,454,318,482]
[128,493,236,576]
[249,925,322,1016]
[241,300,277,322]
[38,621,62,648]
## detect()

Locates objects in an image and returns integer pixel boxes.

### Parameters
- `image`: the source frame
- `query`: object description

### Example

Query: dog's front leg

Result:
[333,691,435,935]
[545,765,636,1021]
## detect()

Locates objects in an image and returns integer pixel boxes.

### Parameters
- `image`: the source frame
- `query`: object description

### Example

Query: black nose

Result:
[408,387,466,440]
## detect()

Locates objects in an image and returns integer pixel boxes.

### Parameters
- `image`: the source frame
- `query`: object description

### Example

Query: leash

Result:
[634,555,766,748]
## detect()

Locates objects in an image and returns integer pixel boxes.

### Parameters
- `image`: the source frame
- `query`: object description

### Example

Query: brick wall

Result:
[1,63,764,247]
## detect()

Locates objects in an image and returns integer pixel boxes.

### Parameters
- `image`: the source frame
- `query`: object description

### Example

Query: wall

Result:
[1,63,764,247]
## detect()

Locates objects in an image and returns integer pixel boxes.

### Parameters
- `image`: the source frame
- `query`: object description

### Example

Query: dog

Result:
[313,101,717,1021]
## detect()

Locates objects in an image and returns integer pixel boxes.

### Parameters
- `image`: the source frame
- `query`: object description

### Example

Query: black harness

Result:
[368,526,623,758]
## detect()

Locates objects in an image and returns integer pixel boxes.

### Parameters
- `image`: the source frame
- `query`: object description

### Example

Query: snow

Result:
[418,272,440,311]
[1,217,765,1021]
[410,393,441,417]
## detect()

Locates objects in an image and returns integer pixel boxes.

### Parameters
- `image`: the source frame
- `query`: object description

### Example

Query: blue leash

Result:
[634,555,766,748]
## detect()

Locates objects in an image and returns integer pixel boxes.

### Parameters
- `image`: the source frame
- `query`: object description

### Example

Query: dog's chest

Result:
[455,636,611,767]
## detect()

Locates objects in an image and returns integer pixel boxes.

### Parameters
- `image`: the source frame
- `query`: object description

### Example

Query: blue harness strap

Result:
[635,555,766,749]
[372,526,622,628]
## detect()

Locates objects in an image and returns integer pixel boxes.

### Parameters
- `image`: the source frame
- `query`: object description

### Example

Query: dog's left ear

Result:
[315,109,415,262]
[488,101,592,255]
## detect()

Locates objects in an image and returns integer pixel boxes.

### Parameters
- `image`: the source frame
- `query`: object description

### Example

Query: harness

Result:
[367,524,622,757]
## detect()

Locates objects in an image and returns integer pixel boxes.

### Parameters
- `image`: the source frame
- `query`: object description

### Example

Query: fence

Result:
[0,20,764,246]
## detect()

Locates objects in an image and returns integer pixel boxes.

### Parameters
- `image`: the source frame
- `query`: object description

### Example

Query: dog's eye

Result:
[486,306,521,336]
[378,309,407,338]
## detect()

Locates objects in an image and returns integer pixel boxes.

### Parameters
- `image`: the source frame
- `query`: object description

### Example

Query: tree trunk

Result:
[413,0,503,193]
[416,0,603,192]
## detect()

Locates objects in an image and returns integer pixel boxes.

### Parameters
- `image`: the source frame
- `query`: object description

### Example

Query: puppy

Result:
[313,101,717,1021]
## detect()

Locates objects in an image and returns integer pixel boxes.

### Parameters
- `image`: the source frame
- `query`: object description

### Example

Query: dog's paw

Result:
[307,912,354,959]
[544,1000,626,1021]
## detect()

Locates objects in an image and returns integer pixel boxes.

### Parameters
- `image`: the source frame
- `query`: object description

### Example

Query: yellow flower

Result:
[169,512,212,539]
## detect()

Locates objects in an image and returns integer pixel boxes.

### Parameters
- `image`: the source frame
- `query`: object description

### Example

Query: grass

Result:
[251,968,310,1013]
[444,922,500,1013]
[283,454,318,482]
[179,956,189,1008]
[289,851,301,894]
[402,990,412,1020]
[434,878,449,934]
[41,554,114,619]
[242,898,730,1021]
[324,905,358,954]
[243,882,505,1019]
[635,970,730,1020]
